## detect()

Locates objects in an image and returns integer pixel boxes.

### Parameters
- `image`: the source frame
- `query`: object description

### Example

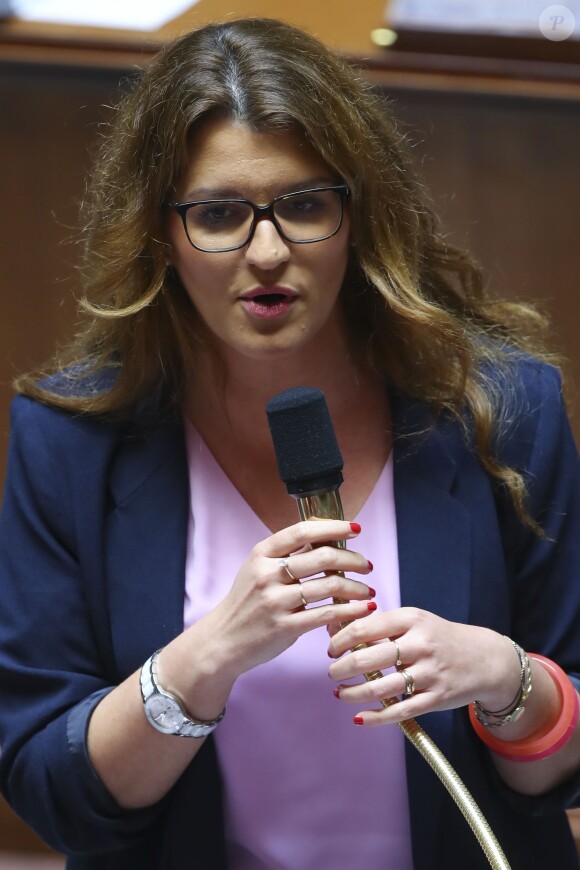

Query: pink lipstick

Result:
[240,286,298,319]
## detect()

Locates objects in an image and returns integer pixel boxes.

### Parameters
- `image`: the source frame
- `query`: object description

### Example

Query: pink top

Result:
[184,419,413,869]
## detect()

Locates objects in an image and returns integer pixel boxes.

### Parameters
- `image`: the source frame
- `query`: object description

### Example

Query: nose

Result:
[245,218,291,270]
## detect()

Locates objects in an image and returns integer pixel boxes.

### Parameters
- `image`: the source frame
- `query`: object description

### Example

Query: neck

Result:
[186,322,374,441]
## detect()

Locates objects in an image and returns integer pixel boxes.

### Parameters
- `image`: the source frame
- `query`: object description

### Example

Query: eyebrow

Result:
[180,175,338,202]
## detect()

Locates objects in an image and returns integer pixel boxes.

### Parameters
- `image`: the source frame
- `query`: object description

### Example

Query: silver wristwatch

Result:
[140,649,226,738]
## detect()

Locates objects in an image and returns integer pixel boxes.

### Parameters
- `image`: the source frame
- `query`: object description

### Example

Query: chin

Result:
[213,312,343,368]
[235,339,308,362]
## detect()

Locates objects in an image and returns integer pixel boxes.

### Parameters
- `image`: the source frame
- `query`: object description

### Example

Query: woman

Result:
[0,17,579,870]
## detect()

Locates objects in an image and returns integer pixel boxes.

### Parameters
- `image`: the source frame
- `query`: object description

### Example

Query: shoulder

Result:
[489,357,579,542]
[392,355,564,458]
[10,361,119,445]
[9,393,124,464]
[487,355,567,468]
[4,398,129,531]
[10,360,169,460]
[4,394,186,557]
[8,391,185,489]
[38,360,119,397]
[485,353,561,413]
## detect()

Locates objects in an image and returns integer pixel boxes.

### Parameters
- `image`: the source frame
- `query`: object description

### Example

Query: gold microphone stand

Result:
[296,490,512,870]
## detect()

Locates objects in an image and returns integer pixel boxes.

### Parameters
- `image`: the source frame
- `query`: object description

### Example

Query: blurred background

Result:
[0,0,579,865]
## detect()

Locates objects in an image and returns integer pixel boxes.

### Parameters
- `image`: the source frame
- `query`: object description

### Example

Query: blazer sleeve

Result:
[0,396,163,854]
[497,363,580,681]
[490,360,580,813]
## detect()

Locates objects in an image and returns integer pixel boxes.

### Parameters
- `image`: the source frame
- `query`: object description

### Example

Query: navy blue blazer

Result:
[1,358,580,869]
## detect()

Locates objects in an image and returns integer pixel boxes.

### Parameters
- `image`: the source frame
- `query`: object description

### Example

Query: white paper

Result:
[12,0,198,31]
[387,0,579,36]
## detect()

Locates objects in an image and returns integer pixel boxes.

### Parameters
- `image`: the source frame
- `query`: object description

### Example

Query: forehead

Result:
[176,116,336,200]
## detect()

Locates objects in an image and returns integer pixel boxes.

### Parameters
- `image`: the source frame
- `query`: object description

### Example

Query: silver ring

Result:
[391,639,402,668]
[299,584,308,608]
[400,669,415,697]
[278,557,296,582]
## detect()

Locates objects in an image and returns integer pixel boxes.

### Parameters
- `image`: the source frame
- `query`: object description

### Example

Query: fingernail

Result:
[367,560,374,572]
[327,650,335,658]
[367,587,376,598]
[333,688,340,698]
[350,522,361,534]
[353,716,364,725]
[367,601,377,612]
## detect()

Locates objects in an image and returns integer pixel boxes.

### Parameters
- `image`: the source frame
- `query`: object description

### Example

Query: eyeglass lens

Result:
[183,188,344,251]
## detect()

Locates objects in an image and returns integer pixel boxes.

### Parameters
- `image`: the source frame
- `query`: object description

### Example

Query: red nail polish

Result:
[354,716,364,725]
[367,601,377,612]
[333,688,340,698]
[367,560,374,572]
[368,587,376,598]
[350,522,361,534]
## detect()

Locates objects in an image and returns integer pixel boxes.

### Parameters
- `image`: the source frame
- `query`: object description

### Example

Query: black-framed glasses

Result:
[168,184,349,253]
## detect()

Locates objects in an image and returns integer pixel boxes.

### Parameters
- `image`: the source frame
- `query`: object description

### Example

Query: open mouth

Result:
[252,293,288,305]
[240,288,297,319]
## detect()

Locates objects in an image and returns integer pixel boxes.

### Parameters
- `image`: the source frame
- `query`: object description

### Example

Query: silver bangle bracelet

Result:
[472,637,533,728]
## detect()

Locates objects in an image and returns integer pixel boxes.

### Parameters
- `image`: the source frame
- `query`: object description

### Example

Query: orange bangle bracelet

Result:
[469,653,579,762]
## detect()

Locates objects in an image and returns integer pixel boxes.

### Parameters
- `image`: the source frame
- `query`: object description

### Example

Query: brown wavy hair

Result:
[16,17,555,530]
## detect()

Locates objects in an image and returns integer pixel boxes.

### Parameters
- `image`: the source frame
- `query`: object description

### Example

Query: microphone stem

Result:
[296,490,345,525]
[294,492,511,870]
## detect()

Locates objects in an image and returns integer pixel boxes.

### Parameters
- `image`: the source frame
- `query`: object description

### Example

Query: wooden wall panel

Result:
[387,88,580,409]
[0,65,121,494]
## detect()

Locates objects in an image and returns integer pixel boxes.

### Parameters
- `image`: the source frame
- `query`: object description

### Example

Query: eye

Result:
[276,192,331,222]
[187,201,250,232]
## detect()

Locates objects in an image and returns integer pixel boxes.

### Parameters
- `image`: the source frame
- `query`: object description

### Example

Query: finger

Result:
[275,546,373,584]
[328,635,400,681]
[300,574,376,604]
[277,557,298,582]
[326,633,407,665]
[258,520,362,560]
[352,691,438,727]
[290,598,378,632]
[288,575,376,610]
[329,607,421,657]
[334,664,426,705]
[293,582,308,610]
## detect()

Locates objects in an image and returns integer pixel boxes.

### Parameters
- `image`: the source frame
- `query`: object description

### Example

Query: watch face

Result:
[145,694,183,733]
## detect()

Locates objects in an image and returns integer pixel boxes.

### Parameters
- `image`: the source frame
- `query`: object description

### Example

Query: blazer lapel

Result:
[391,392,473,869]
[105,416,189,677]
[392,393,471,624]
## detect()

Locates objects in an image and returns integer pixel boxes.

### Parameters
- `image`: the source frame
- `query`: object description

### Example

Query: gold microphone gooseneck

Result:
[296,490,511,870]
[266,388,511,870]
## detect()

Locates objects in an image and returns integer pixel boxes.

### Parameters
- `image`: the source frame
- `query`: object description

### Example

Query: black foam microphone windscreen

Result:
[266,387,343,496]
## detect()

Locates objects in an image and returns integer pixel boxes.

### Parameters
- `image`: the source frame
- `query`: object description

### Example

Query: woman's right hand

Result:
[155,520,373,742]
[159,520,374,716]
[201,519,375,683]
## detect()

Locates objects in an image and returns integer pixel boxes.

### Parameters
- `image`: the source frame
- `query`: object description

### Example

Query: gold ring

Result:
[278,557,296,581]
[299,584,308,608]
[392,639,402,668]
[400,669,415,697]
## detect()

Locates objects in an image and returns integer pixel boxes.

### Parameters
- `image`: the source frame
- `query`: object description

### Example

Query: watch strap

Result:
[140,649,226,738]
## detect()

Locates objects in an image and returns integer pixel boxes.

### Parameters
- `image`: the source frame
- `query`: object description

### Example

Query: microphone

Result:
[266,386,344,524]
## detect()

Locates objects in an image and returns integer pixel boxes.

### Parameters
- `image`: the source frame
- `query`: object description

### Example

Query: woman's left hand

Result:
[328,607,522,725]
